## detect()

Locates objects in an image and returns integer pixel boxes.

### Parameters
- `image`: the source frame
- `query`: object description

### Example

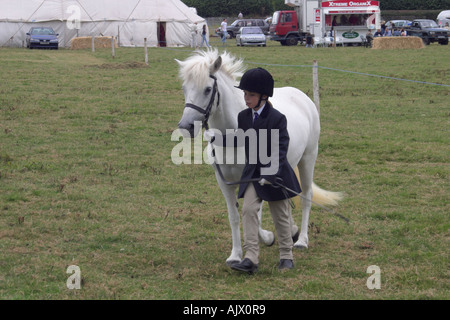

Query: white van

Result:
[437,10,450,28]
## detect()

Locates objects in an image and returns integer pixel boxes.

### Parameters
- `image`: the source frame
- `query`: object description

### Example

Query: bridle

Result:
[183,75,220,131]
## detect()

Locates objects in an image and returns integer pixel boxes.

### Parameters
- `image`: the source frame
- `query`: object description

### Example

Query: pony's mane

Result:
[177,49,245,88]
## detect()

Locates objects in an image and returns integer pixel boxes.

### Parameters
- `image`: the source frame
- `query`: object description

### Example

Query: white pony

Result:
[176,49,342,265]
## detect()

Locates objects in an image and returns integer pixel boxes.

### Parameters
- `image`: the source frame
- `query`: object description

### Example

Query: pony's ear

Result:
[174,58,182,66]
[210,56,222,74]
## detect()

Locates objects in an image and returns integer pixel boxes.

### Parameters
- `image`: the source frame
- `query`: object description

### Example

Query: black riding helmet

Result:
[236,67,274,97]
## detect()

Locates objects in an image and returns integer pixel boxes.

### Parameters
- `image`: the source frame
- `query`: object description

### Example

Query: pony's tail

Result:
[293,167,344,208]
[311,181,344,206]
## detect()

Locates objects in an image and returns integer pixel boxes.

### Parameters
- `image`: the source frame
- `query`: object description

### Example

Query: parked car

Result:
[236,27,266,47]
[405,19,449,45]
[26,27,59,49]
[385,20,411,28]
[227,19,270,38]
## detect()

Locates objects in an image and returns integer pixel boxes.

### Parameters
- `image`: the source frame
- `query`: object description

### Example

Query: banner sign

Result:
[342,31,360,38]
[322,1,379,7]
[315,9,321,23]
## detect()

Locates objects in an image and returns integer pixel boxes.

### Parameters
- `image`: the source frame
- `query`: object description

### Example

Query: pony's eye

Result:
[205,87,212,95]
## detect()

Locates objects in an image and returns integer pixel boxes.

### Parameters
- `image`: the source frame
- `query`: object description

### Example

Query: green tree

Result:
[380,0,450,10]
[182,0,288,17]
[182,0,450,17]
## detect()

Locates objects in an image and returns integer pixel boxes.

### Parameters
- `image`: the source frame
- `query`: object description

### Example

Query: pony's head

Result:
[176,49,244,137]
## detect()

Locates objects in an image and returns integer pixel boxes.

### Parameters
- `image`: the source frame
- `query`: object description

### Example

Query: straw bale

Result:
[372,36,424,50]
[71,36,118,50]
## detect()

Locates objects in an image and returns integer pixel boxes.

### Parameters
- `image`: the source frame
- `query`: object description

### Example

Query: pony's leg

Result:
[257,201,275,246]
[257,202,297,246]
[294,152,317,249]
[216,178,243,265]
[290,168,301,240]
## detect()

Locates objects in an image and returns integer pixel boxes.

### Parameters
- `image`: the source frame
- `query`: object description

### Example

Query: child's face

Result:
[244,90,266,111]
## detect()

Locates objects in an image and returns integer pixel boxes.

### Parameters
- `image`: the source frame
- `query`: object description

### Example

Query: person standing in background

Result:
[200,24,210,48]
[221,18,228,46]
[191,22,198,48]
[305,33,314,48]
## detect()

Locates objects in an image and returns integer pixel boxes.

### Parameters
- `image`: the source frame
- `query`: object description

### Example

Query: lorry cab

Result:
[271,11,298,36]
[270,10,301,45]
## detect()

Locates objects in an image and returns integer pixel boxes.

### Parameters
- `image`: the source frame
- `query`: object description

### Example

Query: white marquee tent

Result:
[0,0,207,47]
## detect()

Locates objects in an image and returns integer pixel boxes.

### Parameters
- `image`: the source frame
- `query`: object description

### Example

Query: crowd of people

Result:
[191,12,250,48]
[365,21,409,47]
[373,21,408,38]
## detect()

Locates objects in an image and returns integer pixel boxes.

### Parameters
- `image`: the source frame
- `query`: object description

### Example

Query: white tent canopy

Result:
[0,0,207,47]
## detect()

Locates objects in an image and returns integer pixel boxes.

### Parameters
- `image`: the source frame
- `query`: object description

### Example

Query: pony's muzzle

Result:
[178,121,196,138]
[178,104,206,138]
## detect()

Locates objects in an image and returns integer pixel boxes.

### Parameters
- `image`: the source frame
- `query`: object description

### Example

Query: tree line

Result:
[182,0,284,17]
[182,0,450,17]
[380,0,449,10]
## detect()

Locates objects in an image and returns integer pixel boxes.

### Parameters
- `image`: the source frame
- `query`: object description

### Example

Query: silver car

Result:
[385,20,412,28]
[236,27,266,47]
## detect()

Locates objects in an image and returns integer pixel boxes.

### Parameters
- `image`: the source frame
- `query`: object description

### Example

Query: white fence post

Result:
[111,36,115,59]
[144,38,148,65]
[118,26,120,47]
[313,60,320,115]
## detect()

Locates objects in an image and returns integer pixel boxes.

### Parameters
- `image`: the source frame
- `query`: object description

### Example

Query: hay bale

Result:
[372,36,424,50]
[71,36,118,50]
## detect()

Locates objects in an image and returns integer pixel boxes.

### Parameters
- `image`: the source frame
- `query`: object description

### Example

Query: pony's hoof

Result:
[259,231,275,247]
[226,259,241,267]
[292,230,300,243]
[294,239,308,250]
[226,252,242,267]
[266,234,275,247]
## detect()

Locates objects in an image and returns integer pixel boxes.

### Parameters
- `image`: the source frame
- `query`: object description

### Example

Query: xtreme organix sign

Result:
[322,1,380,7]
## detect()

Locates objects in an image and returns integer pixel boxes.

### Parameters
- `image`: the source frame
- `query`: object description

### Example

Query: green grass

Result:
[0,38,449,300]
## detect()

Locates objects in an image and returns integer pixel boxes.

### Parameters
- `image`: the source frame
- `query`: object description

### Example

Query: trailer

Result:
[270,0,381,46]
[321,0,381,45]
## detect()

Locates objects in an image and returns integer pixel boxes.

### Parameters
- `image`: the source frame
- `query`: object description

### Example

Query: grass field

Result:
[0,38,449,300]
